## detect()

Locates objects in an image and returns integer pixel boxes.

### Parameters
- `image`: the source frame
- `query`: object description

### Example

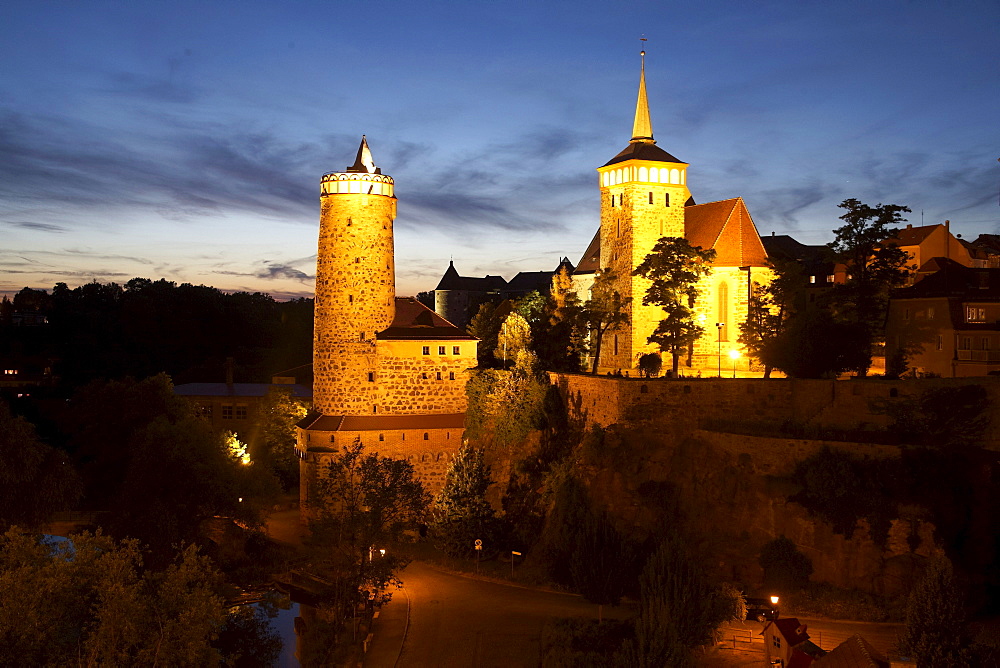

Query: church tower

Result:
[596,51,692,371]
[313,136,396,416]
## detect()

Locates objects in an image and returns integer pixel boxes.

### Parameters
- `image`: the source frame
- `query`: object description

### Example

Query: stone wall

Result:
[376,339,476,415]
[549,372,1000,448]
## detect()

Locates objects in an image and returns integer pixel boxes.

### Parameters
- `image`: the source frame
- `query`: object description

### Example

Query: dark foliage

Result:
[759,536,813,593]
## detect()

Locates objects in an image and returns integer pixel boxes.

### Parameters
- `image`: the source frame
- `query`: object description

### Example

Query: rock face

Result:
[542,373,976,596]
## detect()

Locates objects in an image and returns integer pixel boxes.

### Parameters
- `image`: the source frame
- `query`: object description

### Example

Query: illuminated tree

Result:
[496,311,532,366]
[634,237,715,376]
[430,445,499,558]
[577,268,631,374]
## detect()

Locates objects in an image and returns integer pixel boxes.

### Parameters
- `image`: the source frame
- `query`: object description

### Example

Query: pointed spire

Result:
[347,135,381,174]
[631,50,654,144]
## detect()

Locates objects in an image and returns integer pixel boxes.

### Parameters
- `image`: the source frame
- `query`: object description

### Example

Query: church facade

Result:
[296,138,477,512]
[575,53,771,373]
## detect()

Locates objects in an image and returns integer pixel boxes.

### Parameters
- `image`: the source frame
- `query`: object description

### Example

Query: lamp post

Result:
[729,349,741,378]
[715,323,724,377]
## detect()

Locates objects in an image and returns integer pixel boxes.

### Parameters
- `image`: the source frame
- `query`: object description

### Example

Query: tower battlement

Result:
[320,171,395,197]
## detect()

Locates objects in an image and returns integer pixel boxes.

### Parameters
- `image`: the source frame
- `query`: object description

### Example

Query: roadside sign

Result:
[474,539,483,550]
[511,551,521,556]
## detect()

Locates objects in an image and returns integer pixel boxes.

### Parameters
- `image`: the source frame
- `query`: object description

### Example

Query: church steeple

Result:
[631,50,654,144]
[347,134,381,174]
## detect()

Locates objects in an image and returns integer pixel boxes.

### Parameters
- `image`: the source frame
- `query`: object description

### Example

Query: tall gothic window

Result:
[718,282,729,341]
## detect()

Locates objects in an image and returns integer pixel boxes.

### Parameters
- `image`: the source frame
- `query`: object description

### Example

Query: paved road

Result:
[367,561,633,668]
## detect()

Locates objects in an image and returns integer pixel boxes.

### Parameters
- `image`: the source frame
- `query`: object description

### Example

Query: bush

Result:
[759,536,813,593]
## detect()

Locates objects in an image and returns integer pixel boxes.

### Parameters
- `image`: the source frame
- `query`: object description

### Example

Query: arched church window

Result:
[718,283,729,341]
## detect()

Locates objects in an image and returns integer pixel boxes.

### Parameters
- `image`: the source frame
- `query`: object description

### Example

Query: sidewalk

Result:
[363,586,409,667]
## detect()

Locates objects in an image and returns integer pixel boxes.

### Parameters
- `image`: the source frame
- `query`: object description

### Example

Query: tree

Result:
[0,529,238,665]
[430,445,500,558]
[738,257,805,378]
[828,198,913,376]
[898,556,974,667]
[0,400,81,531]
[636,352,662,378]
[634,237,715,376]
[577,268,630,374]
[769,308,869,378]
[758,536,813,593]
[250,389,310,491]
[570,509,638,621]
[468,301,504,367]
[496,311,532,367]
[309,440,429,609]
[415,290,435,309]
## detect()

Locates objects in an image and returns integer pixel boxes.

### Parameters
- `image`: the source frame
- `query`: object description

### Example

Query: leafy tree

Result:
[898,556,974,667]
[636,352,662,378]
[828,199,913,376]
[738,257,805,377]
[496,311,532,366]
[249,389,310,490]
[0,529,238,665]
[535,476,593,588]
[415,290,435,309]
[577,268,630,374]
[430,445,499,558]
[0,400,81,531]
[769,308,869,378]
[759,536,813,594]
[570,509,638,621]
[464,355,548,449]
[468,301,504,367]
[309,440,429,610]
[634,237,716,376]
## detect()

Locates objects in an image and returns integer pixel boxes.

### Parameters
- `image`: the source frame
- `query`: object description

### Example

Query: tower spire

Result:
[348,134,380,174]
[631,49,654,144]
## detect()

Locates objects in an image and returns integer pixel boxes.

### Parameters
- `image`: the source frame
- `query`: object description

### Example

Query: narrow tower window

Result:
[718,282,729,341]
[423,433,429,441]
[614,335,619,356]
[438,346,446,355]
[665,193,670,207]
[436,372,442,380]
[379,433,384,442]
[367,372,374,382]
[648,192,653,204]
[449,372,455,380]
[348,295,353,303]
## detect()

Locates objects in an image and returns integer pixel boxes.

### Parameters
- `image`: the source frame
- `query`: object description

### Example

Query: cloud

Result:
[216,259,315,284]
[5,221,67,233]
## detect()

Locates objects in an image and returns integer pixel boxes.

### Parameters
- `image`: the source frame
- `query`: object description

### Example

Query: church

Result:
[572,51,771,373]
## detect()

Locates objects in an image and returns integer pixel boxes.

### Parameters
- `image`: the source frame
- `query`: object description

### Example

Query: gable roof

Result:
[602,141,685,167]
[685,197,769,267]
[507,270,555,293]
[771,618,812,646]
[377,297,476,340]
[814,635,889,668]
[887,223,941,247]
[575,229,602,274]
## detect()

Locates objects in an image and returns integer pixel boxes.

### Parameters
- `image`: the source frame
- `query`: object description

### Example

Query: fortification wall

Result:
[549,373,1000,448]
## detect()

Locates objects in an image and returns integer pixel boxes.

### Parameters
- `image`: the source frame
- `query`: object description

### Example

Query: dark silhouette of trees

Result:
[576,268,630,374]
[759,536,813,594]
[430,445,500,559]
[899,556,974,667]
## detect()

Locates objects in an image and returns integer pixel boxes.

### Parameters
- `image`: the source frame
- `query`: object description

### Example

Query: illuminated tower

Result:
[313,136,396,416]
[596,51,692,371]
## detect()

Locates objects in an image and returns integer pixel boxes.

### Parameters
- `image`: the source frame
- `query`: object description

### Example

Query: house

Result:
[886,262,1000,376]
[885,221,971,282]
[762,617,827,667]
[813,634,891,667]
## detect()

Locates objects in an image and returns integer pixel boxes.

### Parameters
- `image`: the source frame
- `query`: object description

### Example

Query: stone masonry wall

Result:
[376,339,476,415]
[313,189,396,416]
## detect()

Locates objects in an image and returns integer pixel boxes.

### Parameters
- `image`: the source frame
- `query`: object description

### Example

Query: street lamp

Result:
[729,349,741,378]
[770,595,780,620]
[715,323,724,377]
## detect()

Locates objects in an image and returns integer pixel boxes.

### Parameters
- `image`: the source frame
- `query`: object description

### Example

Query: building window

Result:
[614,335,618,356]
[378,433,384,442]
[373,405,377,414]
[664,193,669,207]
[447,432,451,439]
[330,435,335,443]
[436,371,442,380]
[961,336,972,350]
[438,346,446,355]
[718,283,729,341]
[648,192,653,204]
[826,275,835,283]
[422,346,430,355]
[966,306,986,322]
[421,372,428,379]
[983,338,991,350]
[3,369,17,375]
[222,405,234,420]
[809,275,816,284]
[401,433,405,441]
[423,433,429,440]
[453,346,460,355]
[198,405,213,418]
[937,335,944,351]
[235,405,248,420]
[349,295,353,303]
[449,371,455,380]
[368,372,375,382]
[927,307,936,319]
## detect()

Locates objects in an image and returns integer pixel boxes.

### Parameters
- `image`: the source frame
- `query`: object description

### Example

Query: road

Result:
[366,561,633,667]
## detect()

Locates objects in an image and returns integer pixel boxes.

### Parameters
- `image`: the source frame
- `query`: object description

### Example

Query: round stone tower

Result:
[313,136,397,416]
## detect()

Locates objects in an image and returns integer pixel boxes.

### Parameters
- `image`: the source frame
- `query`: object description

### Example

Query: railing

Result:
[956,350,1000,362]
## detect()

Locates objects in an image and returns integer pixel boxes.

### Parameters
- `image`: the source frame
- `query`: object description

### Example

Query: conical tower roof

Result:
[347,135,381,174]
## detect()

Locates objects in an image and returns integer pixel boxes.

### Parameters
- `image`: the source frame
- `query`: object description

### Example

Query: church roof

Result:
[575,229,602,274]
[603,141,685,167]
[685,197,769,267]
[378,297,476,340]
[434,262,508,292]
[507,270,555,293]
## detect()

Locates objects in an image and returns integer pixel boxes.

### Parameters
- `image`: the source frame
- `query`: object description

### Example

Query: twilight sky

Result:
[2,0,998,300]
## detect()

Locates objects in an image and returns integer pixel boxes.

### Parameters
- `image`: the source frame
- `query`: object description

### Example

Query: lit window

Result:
[927,307,936,319]
[453,346,460,355]
[3,369,16,375]
[827,275,835,283]
[809,276,816,284]
[222,405,234,420]
[422,346,430,355]
[235,405,247,420]
[438,346,446,355]
[966,306,987,323]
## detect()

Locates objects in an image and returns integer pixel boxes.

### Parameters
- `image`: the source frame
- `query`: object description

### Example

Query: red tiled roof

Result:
[685,197,769,267]
[772,618,812,646]
[813,634,889,668]
[299,412,466,432]
[378,297,476,340]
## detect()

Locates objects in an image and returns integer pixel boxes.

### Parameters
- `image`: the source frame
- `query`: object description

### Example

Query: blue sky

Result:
[2,0,998,300]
